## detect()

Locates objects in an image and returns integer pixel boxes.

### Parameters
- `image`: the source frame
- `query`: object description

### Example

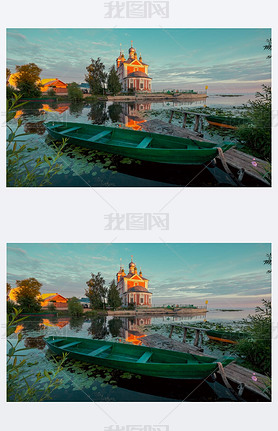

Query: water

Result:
[8,94,255,187]
[8,309,256,402]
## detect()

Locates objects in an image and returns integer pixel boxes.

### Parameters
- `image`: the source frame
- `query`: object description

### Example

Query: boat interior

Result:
[49,338,215,364]
[47,122,213,151]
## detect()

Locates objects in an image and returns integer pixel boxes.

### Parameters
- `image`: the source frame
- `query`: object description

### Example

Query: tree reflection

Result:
[108,103,122,123]
[87,316,108,339]
[69,316,84,332]
[87,102,108,124]
[108,317,122,337]
[69,102,84,117]
[24,121,46,135]
[24,335,46,350]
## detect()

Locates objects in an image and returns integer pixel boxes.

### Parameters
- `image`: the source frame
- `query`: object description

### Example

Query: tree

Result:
[107,279,122,309]
[7,282,11,299]
[107,65,122,95]
[14,277,42,313]
[85,272,107,309]
[264,253,272,273]
[6,68,11,84]
[67,297,83,317]
[264,38,272,58]
[15,63,42,98]
[67,82,83,101]
[85,57,107,95]
[47,88,56,97]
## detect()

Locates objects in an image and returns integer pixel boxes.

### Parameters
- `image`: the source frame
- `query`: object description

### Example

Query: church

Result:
[116,257,152,307]
[116,42,152,93]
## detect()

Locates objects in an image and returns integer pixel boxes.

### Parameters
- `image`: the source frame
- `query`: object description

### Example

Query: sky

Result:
[7,243,271,308]
[6,28,271,93]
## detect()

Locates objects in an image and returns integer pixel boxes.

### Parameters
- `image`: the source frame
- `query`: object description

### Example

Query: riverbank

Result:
[96,92,208,101]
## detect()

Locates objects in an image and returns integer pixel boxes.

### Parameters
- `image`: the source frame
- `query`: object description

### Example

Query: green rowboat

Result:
[206,329,248,344]
[206,115,250,129]
[44,336,234,379]
[45,121,233,165]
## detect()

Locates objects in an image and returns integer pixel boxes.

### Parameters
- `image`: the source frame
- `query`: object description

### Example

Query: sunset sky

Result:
[6,28,271,93]
[7,243,271,308]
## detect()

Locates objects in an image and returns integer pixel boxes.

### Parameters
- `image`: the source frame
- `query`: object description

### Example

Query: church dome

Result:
[129,261,135,267]
[129,46,135,53]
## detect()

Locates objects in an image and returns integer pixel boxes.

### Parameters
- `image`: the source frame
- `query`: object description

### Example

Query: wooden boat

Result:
[44,121,233,165]
[206,115,250,129]
[44,336,234,379]
[206,330,248,344]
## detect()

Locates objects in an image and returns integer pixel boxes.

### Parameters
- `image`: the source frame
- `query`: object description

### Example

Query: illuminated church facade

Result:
[116,257,152,307]
[116,42,152,93]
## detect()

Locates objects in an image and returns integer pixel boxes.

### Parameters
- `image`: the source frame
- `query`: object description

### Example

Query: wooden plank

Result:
[62,341,82,349]
[194,115,200,132]
[60,126,81,134]
[88,345,111,357]
[182,113,188,128]
[137,351,152,363]
[88,130,112,142]
[169,325,174,339]
[194,329,200,347]
[182,327,188,343]
[137,137,152,149]
[169,111,174,124]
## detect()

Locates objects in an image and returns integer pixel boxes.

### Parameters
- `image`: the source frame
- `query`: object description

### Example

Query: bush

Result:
[236,85,271,161]
[67,297,83,317]
[7,300,18,314]
[236,299,271,375]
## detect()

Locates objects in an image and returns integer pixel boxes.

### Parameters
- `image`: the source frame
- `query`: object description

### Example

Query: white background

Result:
[0,0,277,430]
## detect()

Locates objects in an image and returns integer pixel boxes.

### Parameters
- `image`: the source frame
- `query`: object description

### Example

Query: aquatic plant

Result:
[7,308,67,402]
[7,94,67,187]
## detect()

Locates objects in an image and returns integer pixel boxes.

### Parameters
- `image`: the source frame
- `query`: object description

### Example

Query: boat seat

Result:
[87,130,112,142]
[88,345,112,357]
[137,137,152,149]
[60,126,81,134]
[61,341,82,349]
[51,338,64,344]
[137,351,152,363]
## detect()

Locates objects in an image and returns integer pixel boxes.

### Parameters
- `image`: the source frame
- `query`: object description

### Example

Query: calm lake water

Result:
[8,94,256,187]
[8,308,256,402]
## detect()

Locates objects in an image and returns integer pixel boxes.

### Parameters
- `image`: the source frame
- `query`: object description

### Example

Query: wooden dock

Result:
[142,330,270,400]
[141,114,270,186]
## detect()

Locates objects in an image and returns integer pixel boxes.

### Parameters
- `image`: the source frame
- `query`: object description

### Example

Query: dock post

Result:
[194,329,200,346]
[169,111,174,124]
[194,115,200,132]
[182,113,188,128]
[182,327,188,343]
[169,325,174,338]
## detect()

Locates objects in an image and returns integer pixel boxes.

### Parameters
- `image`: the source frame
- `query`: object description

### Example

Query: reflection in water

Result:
[24,121,45,135]
[69,102,84,117]
[108,103,122,123]
[24,335,46,350]
[108,317,122,337]
[88,315,108,339]
[42,318,70,328]
[69,316,84,332]
[87,102,108,124]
